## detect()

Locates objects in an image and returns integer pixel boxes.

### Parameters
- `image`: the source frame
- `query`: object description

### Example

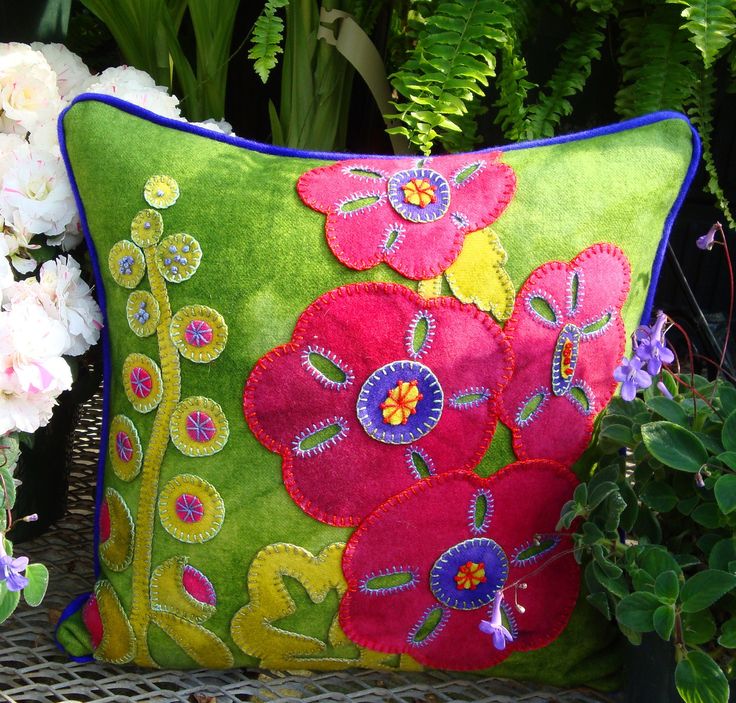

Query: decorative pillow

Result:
[55,95,698,686]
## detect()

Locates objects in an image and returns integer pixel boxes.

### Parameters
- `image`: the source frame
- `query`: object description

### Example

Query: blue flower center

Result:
[387,168,451,223]
[430,538,508,610]
[356,360,443,444]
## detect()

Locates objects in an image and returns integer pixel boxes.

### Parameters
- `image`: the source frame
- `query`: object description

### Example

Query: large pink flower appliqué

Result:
[339,461,579,670]
[499,244,631,466]
[243,283,512,526]
[296,153,516,280]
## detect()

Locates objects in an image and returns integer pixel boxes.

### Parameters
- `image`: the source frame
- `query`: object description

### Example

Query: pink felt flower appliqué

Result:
[243,282,512,526]
[339,461,579,670]
[499,243,631,466]
[296,153,516,280]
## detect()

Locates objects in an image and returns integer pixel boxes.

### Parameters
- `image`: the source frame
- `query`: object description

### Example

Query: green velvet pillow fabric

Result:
[55,95,697,687]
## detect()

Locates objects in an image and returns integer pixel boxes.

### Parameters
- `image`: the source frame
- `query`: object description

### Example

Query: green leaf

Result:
[717,452,736,470]
[573,483,588,506]
[638,547,682,579]
[0,584,20,624]
[641,421,708,473]
[599,424,634,446]
[592,563,630,599]
[653,604,675,640]
[709,538,736,571]
[682,608,716,645]
[618,479,640,532]
[719,384,736,416]
[22,563,49,607]
[654,570,680,604]
[588,481,619,511]
[668,0,736,69]
[647,396,689,425]
[681,569,736,613]
[631,567,657,593]
[675,649,729,703]
[692,502,722,528]
[714,475,736,514]
[0,466,16,510]
[723,411,736,452]
[718,618,736,648]
[616,592,659,632]
[641,481,679,512]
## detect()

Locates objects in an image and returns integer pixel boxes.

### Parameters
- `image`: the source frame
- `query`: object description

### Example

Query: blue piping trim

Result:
[54,591,95,663]
[57,93,701,582]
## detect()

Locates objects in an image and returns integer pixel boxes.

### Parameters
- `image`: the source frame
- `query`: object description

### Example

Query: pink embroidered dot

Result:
[186,411,216,443]
[115,431,133,462]
[185,319,213,348]
[129,367,153,398]
[99,499,111,543]
[182,564,217,606]
[175,493,204,523]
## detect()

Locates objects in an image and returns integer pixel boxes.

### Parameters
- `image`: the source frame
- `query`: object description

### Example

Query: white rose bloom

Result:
[0,133,27,181]
[37,255,102,355]
[28,113,63,156]
[0,298,72,396]
[47,213,83,251]
[30,42,92,100]
[87,65,181,118]
[0,388,59,434]
[0,43,62,134]
[0,144,76,235]
[1,209,39,273]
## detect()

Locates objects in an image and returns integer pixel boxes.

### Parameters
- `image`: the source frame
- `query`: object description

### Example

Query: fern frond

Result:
[615,5,698,118]
[570,0,619,12]
[522,11,607,139]
[439,95,488,152]
[688,68,735,229]
[493,41,535,141]
[388,0,513,154]
[667,0,736,69]
[249,0,290,84]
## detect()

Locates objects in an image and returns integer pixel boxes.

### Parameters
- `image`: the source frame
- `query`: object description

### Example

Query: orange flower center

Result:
[380,379,423,425]
[454,561,487,590]
[402,178,437,208]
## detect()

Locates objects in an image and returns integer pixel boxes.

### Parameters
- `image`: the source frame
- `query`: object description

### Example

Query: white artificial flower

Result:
[37,255,102,355]
[47,213,83,251]
[0,143,76,235]
[0,133,27,181]
[28,114,62,156]
[0,388,59,434]
[0,298,72,396]
[0,235,13,294]
[30,42,91,100]
[87,65,181,119]
[0,43,62,135]
[191,118,234,136]
[1,209,39,273]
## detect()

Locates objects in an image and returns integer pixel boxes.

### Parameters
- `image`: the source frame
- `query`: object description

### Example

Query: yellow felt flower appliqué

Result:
[439,227,515,321]
[230,543,421,672]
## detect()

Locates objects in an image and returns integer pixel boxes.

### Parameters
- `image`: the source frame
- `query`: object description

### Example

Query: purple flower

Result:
[0,554,29,592]
[479,592,514,651]
[696,224,720,251]
[657,381,673,400]
[614,356,652,401]
[634,311,675,375]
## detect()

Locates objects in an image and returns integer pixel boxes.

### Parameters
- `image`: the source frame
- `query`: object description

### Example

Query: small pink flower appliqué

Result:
[297,154,516,280]
[499,244,631,466]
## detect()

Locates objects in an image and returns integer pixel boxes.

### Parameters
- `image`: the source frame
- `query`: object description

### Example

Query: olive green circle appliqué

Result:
[144,174,180,209]
[170,305,228,363]
[130,208,164,247]
[122,353,163,413]
[108,240,145,289]
[126,290,160,338]
[156,233,202,283]
[158,474,225,544]
[108,414,142,481]
[169,396,229,457]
